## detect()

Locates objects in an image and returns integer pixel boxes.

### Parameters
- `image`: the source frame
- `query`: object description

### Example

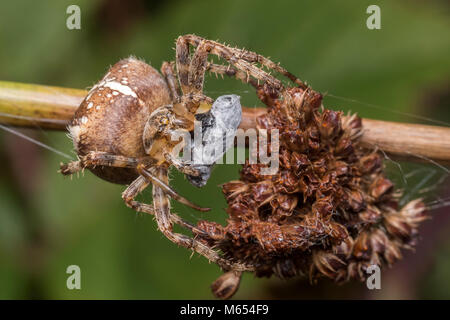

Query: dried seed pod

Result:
[310,251,346,280]
[344,188,366,212]
[359,153,383,174]
[318,109,341,140]
[370,177,394,200]
[384,213,413,239]
[359,206,382,224]
[211,271,242,300]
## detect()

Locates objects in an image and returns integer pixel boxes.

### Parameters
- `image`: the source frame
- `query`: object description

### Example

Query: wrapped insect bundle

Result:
[193,84,428,298]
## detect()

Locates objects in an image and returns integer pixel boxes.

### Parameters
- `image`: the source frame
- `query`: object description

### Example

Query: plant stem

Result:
[0,81,85,129]
[1,81,449,166]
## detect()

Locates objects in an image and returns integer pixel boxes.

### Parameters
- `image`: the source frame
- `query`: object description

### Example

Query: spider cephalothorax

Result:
[193,81,428,299]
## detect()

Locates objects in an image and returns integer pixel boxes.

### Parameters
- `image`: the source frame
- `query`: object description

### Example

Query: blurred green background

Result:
[0,0,449,299]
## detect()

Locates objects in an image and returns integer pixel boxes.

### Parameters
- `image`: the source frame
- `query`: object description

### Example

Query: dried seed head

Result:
[193,85,427,298]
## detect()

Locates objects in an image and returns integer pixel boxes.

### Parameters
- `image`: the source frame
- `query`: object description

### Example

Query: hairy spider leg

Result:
[59,152,142,175]
[136,164,208,212]
[174,35,310,125]
[178,36,321,126]
[180,34,307,88]
[161,61,181,103]
[176,34,309,95]
[161,60,215,120]
[205,63,259,88]
[184,34,306,87]
[59,151,209,212]
[164,153,201,177]
[151,166,255,272]
[176,36,280,95]
[121,175,207,234]
[122,175,152,212]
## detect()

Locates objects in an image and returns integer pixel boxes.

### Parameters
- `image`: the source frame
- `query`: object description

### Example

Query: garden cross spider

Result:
[60,34,306,276]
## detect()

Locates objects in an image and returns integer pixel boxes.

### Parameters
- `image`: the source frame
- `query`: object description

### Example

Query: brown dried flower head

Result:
[194,84,428,297]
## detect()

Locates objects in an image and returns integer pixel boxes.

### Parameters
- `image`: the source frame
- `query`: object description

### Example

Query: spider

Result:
[59,34,307,278]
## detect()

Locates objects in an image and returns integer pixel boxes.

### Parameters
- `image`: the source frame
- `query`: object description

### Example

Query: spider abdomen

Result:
[68,57,171,184]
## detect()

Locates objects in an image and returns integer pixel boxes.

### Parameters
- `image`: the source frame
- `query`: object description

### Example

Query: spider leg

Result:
[176,34,301,97]
[186,40,213,95]
[60,151,145,175]
[180,34,307,89]
[59,160,82,175]
[60,151,208,211]
[178,92,213,114]
[122,175,208,235]
[184,37,282,92]
[206,62,259,88]
[175,35,192,95]
[176,36,268,99]
[175,34,293,117]
[164,152,201,177]
[161,61,181,103]
[137,164,210,212]
[122,175,152,212]
[152,166,255,272]
[173,35,289,118]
